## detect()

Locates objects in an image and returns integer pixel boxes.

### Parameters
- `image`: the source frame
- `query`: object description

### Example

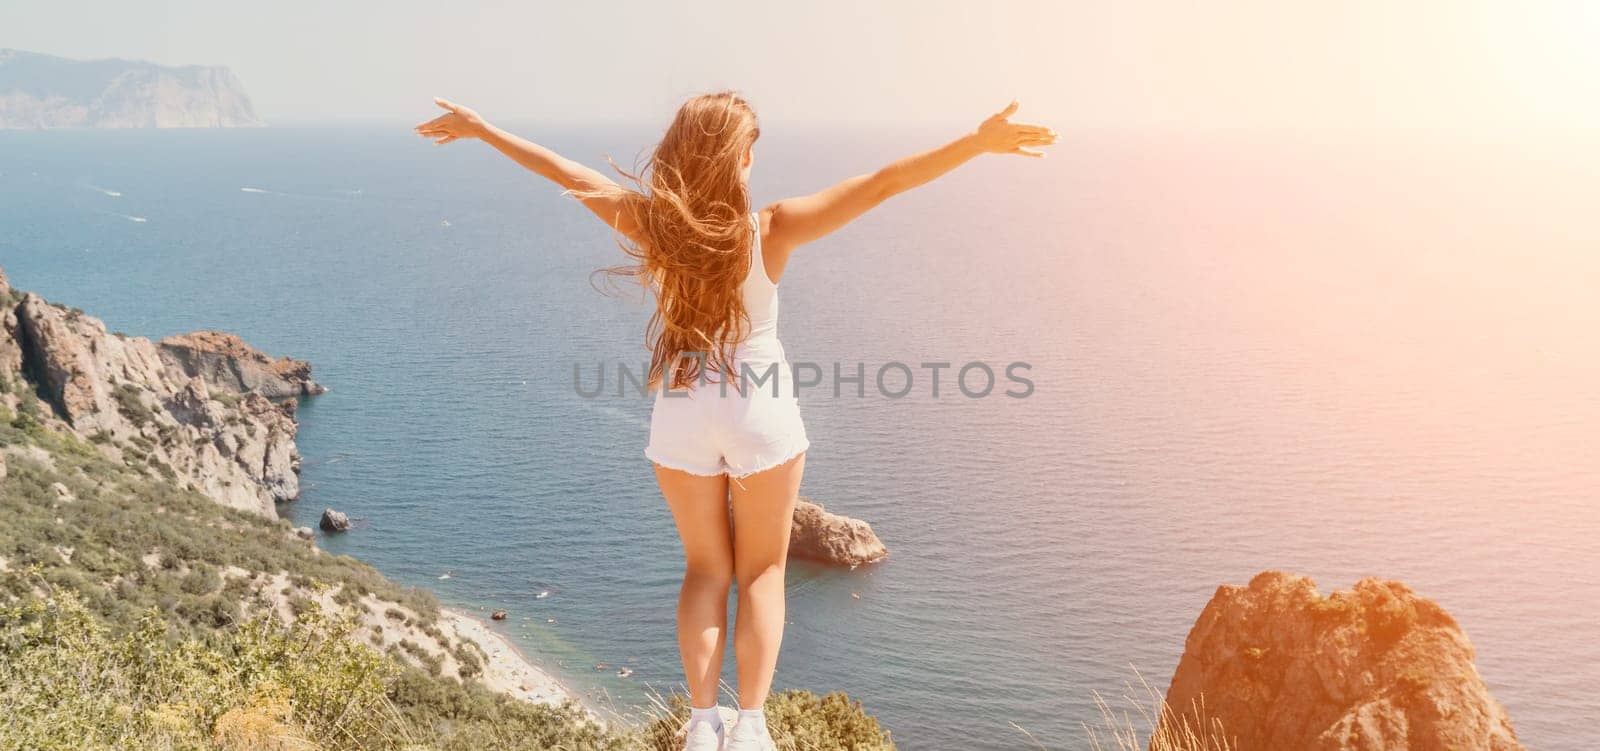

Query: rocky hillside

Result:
[1159,571,1524,751]
[1,272,310,517]
[0,265,501,682]
[0,48,262,128]
[0,261,587,716]
[0,261,894,749]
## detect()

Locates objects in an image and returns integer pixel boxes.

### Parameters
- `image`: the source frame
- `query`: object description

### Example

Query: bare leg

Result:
[656,466,733,708]
[729,453,805,709]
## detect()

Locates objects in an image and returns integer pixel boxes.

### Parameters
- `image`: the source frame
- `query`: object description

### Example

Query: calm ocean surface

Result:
[1,125,1596,749]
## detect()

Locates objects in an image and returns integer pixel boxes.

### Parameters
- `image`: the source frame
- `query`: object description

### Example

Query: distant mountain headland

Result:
[0,48,263,129]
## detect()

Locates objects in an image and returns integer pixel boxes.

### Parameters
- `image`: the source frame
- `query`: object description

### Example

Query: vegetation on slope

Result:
[0,588,624,751]
[0,392,892,750]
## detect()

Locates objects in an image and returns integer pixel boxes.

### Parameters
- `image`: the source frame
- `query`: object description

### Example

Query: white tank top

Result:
[733,211,786,366]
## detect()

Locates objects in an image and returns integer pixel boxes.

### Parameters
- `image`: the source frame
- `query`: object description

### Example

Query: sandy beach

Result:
[441,607,593,717]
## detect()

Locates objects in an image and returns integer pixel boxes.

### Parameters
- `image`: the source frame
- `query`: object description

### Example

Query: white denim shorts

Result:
[645,375,809,478]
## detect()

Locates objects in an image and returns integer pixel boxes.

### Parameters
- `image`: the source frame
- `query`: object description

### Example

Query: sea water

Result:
[2,124,1596,749]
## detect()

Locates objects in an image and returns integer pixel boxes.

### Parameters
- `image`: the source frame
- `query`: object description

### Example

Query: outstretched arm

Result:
[414,98,637,239]
[762,101,1056,273]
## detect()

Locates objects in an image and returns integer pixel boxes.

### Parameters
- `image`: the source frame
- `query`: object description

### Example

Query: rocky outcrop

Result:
[15,295,120,425]
[0,48,263,129]
[0,265,315,518]
[1159,571,1524,751]
[0,274,22,377]
[160,331,325,398]
[319,508,351,532]
[789,498,887,567]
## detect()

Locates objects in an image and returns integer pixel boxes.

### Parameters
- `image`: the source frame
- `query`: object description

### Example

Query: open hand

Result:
[413,98,486,145]
[973,101,1058,158]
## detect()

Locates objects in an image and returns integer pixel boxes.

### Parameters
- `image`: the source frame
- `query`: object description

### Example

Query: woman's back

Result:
[733,212,785,369]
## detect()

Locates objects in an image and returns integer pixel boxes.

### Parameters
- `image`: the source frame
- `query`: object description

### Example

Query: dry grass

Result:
[1013,670,1232,751]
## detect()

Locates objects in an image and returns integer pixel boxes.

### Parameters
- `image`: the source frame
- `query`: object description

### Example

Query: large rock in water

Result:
[1159,572,1524,751]
[159,330,325,399]
[0,267,310,518]
[789,498,887,567]
[319,508,351,533]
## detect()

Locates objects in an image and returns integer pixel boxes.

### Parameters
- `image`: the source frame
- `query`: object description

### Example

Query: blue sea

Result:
[1,124,1596,749]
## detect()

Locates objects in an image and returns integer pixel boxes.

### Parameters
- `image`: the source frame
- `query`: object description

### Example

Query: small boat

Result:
[617,667,633,678]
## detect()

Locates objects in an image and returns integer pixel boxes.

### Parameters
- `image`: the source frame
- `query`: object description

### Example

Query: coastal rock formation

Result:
[0,272,21,376]
[789,498,887,567]
[160,331,325,398]
[0,265,606,717]
[1159,571,1524,751]
[0,49,263,129]
[0,265,314,518]
[319,508,351,532]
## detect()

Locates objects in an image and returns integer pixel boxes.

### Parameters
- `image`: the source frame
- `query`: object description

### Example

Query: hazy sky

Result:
[5,0,1599,128]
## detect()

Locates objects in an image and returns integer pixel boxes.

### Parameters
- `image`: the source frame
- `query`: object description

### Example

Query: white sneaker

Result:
[681,718,725,751]
[724,717,776,751]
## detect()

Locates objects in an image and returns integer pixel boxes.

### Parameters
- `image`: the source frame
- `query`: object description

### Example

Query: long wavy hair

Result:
[587,91,761,389]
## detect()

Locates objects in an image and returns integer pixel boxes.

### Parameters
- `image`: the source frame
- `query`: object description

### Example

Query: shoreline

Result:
[440,606,600,721]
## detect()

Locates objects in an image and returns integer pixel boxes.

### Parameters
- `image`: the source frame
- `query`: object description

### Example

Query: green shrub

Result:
[286,594,318,619]
[10,406,45,437]
[17,386,43,418]
[453,640,484,679]
[643,691,894,750]
[113,383,156,426]
[334,583,364,607]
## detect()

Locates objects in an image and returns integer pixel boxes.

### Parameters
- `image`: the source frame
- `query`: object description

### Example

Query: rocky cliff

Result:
[0,48,263,129]
[160,331,325,399]
[0,265,311,517]
[1159,571,1524,751]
